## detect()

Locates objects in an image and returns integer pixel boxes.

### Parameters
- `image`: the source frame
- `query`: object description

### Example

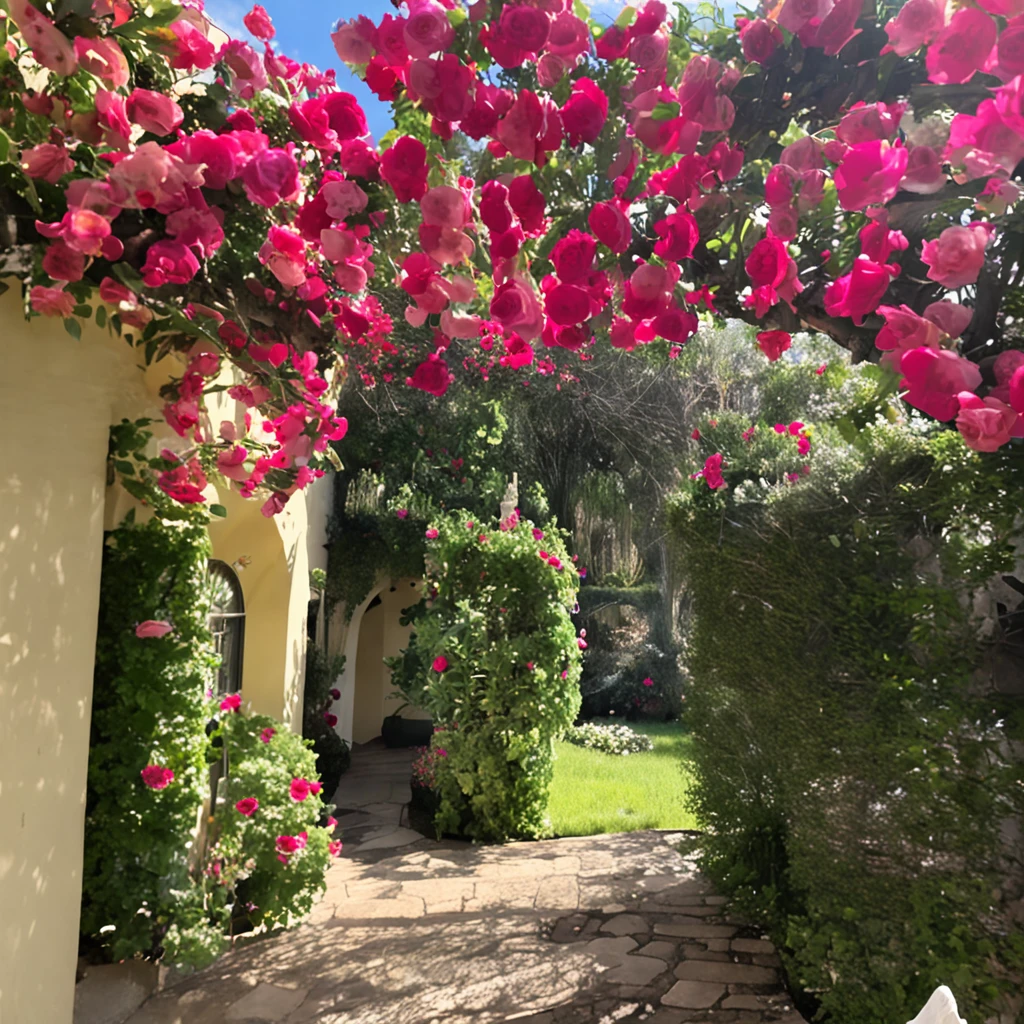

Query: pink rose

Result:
[823,257,893,326]
[501,333,535,369]
[381,135,429,203]
[921,222,993,288]
[490,276,545,341]
[757,330,792,362]
[562,78,609,146]
[508,175,546,232]
[901,347,983,421]
[290,778,312,802]
[220,692,242,712]
[956,392,1018,451]
[882,0,945,56]
[545,283,591,326]
[496,4,550,55]
[496,89,562,164]
[260,727,276,743]
[926,8,996,85]
[432,655,449,672]
[140,765,174,790]
[322,92,369,142]
[420,185,469,229]
[740,18,782,64]
[167,18,216,71]
[74,35,129,88]
[243,4,275,40]
[235,797,259,816]
[745,233,791,288]
[703,453,726,490]
[550,230,597,284]
[332,17,377,64]
[126,88,184,136]
[547,11,590,60]
[654,211,699,262]
[403,0,454,59]
[242,147,300,207]
[135,620,174,639]
[923,301,973,338]
[588,200,632,253]
[406,353,452,397]
[29,284,75,317]
[142,241,200,288]
[834,141,909,211]
[42,241,85,282]
[875,304,940,371]
[7,0,78,76]
[20,143,73,184]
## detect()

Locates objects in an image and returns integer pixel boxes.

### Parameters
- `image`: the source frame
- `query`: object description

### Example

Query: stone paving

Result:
[122,741,806,1024]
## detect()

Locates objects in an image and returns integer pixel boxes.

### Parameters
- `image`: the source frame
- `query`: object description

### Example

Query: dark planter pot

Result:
[380,715,434,748]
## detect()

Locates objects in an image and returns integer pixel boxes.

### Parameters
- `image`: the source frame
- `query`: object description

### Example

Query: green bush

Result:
[82,507,217,964]
[669,413,1024,1024]
[391,511,583,841]
[563,722,653,756]
[203,711,334,936]
[302,644,350,799]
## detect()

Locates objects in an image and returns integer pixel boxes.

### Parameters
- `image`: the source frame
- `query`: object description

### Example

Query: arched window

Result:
[208,559,245,695]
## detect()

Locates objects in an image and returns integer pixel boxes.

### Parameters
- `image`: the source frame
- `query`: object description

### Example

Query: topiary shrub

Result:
[391,510,583,841]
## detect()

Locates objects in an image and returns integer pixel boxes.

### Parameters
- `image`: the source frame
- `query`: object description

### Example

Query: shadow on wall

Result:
[0,299,152,1024]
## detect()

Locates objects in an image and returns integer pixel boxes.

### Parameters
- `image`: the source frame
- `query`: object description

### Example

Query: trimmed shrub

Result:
[391,511,583,841]
[669,417,1024,1024]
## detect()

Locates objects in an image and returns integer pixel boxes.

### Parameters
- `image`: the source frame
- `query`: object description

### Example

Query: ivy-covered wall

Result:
[669,423,1024,1024]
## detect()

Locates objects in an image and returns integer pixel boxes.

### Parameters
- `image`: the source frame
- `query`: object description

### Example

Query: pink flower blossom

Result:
[142,241,200,288]
[588,201,632,254]
[29,284,75,318]
[7,0,78,75]
[834,141,908,211]
[135,620,174,639]
[381,135,429,203]
[243,147,300,207]
[243,4,276,40]
[703,453,726,490]
[425,528,439,539]
[926,8,997,85]
[141,765,174,790]
[642,676,655,687]
[756,330,792,362]
[921,223,994,288]
[823,257,894,326]
[900,347,983,421]
[406,353,452,397]
[956,392,1018,451]
[562,78,609,146]
[20,143,73,184]
[882,0,945,56]
[290,778,312,801]
[432,655,449,673]
[126,89,184,136]
[220,692,243,712]
[235,797,259,816]
[260,727,276,744]
[329,840,343,856]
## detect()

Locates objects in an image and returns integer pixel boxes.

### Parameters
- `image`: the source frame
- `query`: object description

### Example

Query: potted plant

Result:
[380,702,434,748]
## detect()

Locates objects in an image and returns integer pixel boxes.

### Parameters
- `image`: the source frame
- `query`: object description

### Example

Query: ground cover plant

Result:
[548,720,697,837]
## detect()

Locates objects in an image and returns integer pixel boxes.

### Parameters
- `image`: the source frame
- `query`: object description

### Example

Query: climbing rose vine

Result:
[4,0,1024,521]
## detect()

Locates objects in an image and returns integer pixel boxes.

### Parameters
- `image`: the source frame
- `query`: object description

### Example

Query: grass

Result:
[547,719,699,837]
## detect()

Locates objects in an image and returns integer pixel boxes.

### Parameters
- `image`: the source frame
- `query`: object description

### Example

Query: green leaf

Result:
[829,535,841,548]
[651,101,681,122]
[615,5,637,27]
[73,304,93,318]
[64,317,81,340]
[446,6,466,26]
[0,128,11,164]
[209,504,228,518]
[95,305,107,328]
[113,460,136,476]
[113,262,145,292]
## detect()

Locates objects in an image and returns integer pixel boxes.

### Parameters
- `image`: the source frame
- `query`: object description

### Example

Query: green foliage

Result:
[668,411,1024,1024]
[204,712,334,934]
[82,506,217,963]
[302,644,350,798]
[393,511,583,841]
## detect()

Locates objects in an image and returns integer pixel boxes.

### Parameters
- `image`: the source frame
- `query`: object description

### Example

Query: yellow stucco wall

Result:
[0,290,327,1022]
[0,291,150,1024]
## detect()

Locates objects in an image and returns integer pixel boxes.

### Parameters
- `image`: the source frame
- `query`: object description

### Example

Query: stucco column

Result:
[0,299,147,1024]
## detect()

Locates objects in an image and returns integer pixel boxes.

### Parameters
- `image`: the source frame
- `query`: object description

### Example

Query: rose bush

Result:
[1,0,1021,538]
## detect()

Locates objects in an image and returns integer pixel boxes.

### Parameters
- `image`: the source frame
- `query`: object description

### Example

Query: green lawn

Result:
[547,720,698,837]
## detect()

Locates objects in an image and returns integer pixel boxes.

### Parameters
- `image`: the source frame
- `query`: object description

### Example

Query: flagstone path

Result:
[123,742,807,1024]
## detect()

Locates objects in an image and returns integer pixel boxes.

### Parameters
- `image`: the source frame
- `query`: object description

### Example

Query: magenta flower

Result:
[260,727,276,744]
[396,508,409,519]
[643,677,655,688]
[532,528,544,541]
[329,687,341,700]
[290,778,311,801]
[141,765,174,790]
[329,840,343,856]
[235,797,259,816]
[135,620,173,639]
[432,655,449,673]
[220,692,242,712]
[425,528,439,539]
[324,712,338,727]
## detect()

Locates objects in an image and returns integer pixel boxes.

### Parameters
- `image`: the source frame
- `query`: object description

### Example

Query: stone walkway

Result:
[123,742,806,1024]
